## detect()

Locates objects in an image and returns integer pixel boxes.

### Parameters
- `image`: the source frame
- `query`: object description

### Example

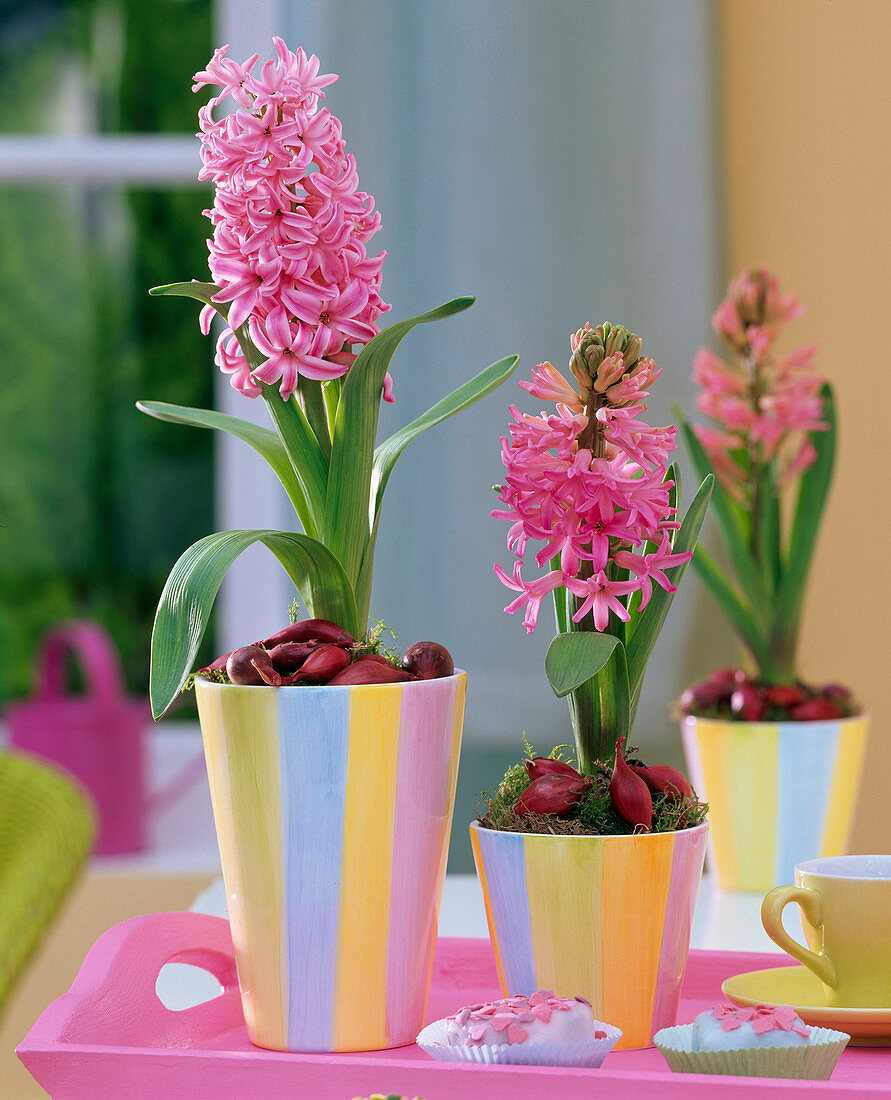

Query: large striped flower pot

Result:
[469,820,708,1049]
[681,713,869,893]
[195,673,466,1052]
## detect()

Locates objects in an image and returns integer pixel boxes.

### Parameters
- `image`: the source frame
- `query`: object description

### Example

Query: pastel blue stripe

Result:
[279,686,351,1050]
[776,721,839,885]
[477,828,536,994]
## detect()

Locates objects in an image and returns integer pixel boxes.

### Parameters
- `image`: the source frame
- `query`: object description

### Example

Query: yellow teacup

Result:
[761,855,891,1008]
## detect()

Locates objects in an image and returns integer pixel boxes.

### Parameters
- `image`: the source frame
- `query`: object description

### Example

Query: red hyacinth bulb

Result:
[514,774,591,817]
[630,763,693,803]
[789,698,844,721]
[609,739,652,830]
[524,757,584,781]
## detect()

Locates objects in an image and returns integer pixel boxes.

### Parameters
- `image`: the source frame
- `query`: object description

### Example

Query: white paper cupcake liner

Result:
[653,1024,850,1079]
[416,1018,622,1067]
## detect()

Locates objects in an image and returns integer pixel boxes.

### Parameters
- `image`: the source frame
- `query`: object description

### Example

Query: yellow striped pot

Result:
[195,674,466,1052]
[470,820,708,1050]
[681,713,869,893]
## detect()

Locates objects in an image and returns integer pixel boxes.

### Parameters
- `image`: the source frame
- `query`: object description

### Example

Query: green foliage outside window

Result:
[0,0,214,706]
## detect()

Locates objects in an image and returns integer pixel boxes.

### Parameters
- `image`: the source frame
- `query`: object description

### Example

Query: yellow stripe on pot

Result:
[694,721,737,887]
[200,684,287,1049]
[525,835,603,1009]
[444,674,467,834]
[333,684,403,1050]
[600,832,674,1048]
[822,716,869,855]
[730,724,778,890]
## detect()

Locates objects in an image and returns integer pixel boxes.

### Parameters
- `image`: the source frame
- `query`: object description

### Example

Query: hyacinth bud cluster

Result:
[693,268,826,499]
[192,38,390,400]
[568,322,644,405]
[493,324,690,635]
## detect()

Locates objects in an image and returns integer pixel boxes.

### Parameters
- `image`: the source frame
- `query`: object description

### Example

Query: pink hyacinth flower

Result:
[565,571,639,632]
[193,38,389,399]
[518,361,584,410]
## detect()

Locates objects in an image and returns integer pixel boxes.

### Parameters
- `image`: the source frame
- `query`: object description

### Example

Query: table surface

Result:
[153,871,785,1012]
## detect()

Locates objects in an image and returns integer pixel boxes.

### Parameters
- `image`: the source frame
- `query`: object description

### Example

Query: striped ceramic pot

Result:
[470,820,708,1049]
[681,713,870,893]
[195,673,466,1052]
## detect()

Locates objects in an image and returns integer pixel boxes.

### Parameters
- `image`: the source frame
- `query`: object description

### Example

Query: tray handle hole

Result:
[155,963,225,1010]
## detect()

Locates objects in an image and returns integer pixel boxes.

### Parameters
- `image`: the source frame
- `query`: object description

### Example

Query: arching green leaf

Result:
[776,383,836,628]
[371,354,519,520]
[626,473,713,717]
[545,632,621,698]
[325,297,475,587]
[137,400,315,534]
[150,529,358,718]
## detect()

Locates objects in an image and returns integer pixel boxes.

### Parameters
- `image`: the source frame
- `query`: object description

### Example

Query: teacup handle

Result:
[761,885,838,988]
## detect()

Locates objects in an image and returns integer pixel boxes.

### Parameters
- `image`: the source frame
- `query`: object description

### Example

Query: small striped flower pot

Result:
[681,713,869,893]
[470,820,708,1050]
[195,673,466,1052]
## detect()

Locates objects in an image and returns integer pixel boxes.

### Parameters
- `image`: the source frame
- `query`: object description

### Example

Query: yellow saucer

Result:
[722,966,891,1046]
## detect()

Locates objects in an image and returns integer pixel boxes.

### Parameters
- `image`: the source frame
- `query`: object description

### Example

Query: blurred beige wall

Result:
[719,0,890,850]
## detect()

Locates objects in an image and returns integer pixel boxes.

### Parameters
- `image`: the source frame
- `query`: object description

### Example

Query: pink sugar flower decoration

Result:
[711,1002,810,1038]
[193,36,390,399]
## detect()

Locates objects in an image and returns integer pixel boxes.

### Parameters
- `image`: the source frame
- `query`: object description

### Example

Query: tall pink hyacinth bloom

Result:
[692,268,826,500]
[493,323,691,635]
[193,38,390,399]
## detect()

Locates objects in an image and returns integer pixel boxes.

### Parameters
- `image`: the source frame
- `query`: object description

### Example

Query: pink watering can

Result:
[4,621,202,856]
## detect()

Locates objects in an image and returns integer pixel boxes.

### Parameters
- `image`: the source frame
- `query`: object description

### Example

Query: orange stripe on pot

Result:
[197,683,287,1050]
[332,683,402,1050]
[693,720,737,888]
[730,724,778,890]
[822,715,870,856]
[600,831,674,1049]
[469,823,508,994]
[524,834,603,1010]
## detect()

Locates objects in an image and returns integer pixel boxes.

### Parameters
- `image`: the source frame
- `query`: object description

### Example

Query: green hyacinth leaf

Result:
[136,399,316,534]
[150,280,223,308]
[545,631,622,698]
[776,382,836,627]
[260,385,329,534]
[325,297,476,587]
[676,412,767,614]
[625,473,713,714]
[349,353,517,629]
[150,280,220,300]
[372,354,519,519]
[150,529,358,718]
[692,544,771,670]
[567,638,631,772]
[758,462,783,596]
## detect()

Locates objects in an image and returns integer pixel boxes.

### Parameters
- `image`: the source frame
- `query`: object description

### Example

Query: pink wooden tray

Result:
[18,913,891,1099]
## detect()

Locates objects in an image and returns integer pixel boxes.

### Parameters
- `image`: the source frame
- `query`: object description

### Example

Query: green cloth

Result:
[0,750,95,1012]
